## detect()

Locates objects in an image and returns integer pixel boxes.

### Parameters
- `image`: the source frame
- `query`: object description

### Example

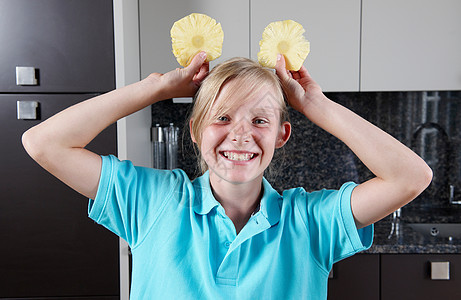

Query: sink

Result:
[407,223,461,239]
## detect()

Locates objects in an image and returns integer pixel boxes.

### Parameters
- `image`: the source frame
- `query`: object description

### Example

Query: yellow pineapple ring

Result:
[171,13,224,67]
[258,20,310,71]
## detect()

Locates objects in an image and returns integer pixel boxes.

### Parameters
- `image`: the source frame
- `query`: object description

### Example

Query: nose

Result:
[230,119,252,144]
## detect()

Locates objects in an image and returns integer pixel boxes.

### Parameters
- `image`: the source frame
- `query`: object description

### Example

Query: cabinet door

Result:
[251,0,361,92]
[328,254,380,300]
[139,0,250,78]
[0,0,115,93]
[361,0,461,91]
[381,254,461,300]
[0,94,119,299]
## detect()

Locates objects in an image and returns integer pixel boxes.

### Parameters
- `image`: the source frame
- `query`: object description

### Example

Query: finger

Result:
[291,70,300,81]
[193,61,209,83]
[297,65,310,79]
[274,54,290,81]
[185,51,207,76]
[298,66,319,88]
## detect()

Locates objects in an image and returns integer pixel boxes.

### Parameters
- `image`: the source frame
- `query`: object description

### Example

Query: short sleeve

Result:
[88,155,182,248]
[295,182,373,272]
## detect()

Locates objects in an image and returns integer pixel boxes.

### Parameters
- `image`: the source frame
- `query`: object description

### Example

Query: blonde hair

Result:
[189,57,288,174]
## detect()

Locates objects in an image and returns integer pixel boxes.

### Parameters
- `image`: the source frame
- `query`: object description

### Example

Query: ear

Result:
[189,118,197,144]
[276,121,291,148]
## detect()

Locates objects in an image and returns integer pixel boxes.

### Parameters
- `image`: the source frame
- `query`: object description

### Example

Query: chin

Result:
[209,167,264,185]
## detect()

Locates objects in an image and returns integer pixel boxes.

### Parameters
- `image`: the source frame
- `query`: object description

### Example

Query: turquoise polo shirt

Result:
[89,155,373,299]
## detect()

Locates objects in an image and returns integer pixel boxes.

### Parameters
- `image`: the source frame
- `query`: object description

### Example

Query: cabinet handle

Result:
[431,261,450,280]
[16,66,39,86]
[17,101,40,120]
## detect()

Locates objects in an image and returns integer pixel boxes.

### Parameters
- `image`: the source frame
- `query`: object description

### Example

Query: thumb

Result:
[275,54,290,82]
[185,51,207,76]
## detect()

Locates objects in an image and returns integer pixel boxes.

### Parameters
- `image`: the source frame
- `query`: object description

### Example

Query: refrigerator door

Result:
[0,94,119,299]
[0,0,115,93]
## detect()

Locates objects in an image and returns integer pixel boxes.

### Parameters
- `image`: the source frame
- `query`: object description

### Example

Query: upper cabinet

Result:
[251,0,361,92]
[139,0,461,92]
[360,0,461,91]
[139,0,249,79]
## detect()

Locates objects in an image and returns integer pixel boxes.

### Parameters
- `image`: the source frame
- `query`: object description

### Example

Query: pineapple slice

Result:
[258,20,310,71]
[171,13,224,67]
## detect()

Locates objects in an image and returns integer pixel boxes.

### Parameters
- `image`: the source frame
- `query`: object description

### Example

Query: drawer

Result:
[381,254,461,300]
[328,254,380,300]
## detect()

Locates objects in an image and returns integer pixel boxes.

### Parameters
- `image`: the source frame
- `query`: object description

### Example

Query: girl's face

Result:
[197,80,291,186]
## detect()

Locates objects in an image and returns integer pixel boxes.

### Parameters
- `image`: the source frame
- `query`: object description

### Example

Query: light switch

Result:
[17,101,39,120]
[431,261,450,280]
[16,66,38,85]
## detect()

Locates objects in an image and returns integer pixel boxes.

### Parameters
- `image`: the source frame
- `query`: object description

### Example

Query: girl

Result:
[22,51,432,299]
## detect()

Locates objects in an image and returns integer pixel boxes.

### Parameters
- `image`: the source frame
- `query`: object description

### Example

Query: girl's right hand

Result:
[144,51,210,101]
[22,52,209,201]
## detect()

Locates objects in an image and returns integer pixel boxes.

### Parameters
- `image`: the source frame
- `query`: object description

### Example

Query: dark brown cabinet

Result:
[381,254,461,300]
[328,254,461,300]
[328,254,380,300]
[0,0,119,299]
[0,0,115,93]
[0,95,118,299]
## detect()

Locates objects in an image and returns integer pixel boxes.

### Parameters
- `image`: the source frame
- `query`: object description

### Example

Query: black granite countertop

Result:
[365,244,461,254]
[365,217,461,254]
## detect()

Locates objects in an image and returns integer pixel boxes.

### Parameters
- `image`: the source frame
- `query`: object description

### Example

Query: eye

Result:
[253,118,268,125]
[217,115,229,122]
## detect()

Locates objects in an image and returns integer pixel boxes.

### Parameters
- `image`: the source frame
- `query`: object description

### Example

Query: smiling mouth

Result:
[221,151,258,162]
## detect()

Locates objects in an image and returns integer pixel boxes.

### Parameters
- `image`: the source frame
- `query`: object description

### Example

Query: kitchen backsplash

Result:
[151,91,461,246]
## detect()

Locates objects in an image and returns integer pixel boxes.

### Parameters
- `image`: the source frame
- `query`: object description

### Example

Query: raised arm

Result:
[22,52,209,200]
[275,54,432,229]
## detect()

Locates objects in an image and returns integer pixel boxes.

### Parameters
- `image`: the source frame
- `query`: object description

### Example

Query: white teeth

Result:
[223,152,255,161]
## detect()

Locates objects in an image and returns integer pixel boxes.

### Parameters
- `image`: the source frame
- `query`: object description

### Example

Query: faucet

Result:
[412,122,459,205]
[388,208,403,241]
[450,185,461,205]
[388,121,459,241]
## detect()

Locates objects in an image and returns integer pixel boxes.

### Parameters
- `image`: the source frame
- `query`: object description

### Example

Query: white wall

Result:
[113,0,148,298]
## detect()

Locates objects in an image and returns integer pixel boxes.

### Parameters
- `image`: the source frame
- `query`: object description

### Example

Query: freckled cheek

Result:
[254,128,278,145]
[200,127,227,153]
[252,130,264,143]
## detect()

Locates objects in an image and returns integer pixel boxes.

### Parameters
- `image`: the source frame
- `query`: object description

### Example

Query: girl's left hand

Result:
[274,54,324,114]
[276,54,432,229]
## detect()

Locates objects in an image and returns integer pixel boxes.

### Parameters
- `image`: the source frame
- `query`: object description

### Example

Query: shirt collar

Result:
[260,176,282,226]
[192,171,281,226]
[192,171,220,215]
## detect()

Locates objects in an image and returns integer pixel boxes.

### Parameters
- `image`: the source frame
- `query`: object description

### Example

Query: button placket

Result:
[216,245,240,286]
[214,206,237,278]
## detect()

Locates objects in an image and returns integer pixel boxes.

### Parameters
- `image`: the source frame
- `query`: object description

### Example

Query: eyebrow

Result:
[249,107,279,118]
